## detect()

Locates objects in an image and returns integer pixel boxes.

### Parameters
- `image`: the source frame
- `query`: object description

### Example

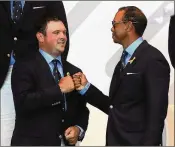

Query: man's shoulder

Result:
[141,41,170,69]
[139,41,167,61]
[146,42,167,61]
[14,52,38,68]
[63,61,82,74]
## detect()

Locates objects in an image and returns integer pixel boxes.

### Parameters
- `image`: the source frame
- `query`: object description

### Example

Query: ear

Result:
[126,21,133,32]
[36,32,44,43]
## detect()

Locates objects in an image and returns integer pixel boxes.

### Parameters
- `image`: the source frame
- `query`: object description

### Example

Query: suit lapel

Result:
[62,60,67,77]
[20,1,32,20]
[61,60,72,77]
[2,2,13,25]
[35,52,56,85]
[109,61,121,98]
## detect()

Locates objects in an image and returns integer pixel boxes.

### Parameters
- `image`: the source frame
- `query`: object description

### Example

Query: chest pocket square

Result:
[126,72,139,75]
[33,6,45,9]
[52,101,60,106]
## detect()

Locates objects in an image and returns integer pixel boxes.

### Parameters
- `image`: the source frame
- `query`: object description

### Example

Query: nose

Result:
[111,26,114,32]
[59,32,67,41]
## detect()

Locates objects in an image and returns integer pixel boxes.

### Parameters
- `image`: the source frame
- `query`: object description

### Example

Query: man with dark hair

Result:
[0,1,70,145]
[73,6,170,145]
[0,1,69,89]
[11,16,89,146]
[118,6,147,36]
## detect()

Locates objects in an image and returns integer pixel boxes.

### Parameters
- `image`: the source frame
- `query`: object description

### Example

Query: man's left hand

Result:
[64,126,80,145]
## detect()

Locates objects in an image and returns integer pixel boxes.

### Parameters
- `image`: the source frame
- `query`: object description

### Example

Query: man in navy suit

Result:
[0,1,69,145]
[73,6,170,145]
[11,16,89,146]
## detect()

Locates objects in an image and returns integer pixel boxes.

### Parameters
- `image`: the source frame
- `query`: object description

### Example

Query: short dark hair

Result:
[118,6,147,36]
[36,15,62,36]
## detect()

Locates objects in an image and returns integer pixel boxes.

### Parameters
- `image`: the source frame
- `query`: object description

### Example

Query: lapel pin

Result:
[67,72,70,76]
[128,57,136,64]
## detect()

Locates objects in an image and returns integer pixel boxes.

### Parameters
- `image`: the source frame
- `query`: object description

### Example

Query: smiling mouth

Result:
[57,42,66,46]
[58,42,65,44]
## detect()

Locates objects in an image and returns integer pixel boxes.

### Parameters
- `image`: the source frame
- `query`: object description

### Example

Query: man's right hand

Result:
[73,72,88,91]
[59,76,75,93]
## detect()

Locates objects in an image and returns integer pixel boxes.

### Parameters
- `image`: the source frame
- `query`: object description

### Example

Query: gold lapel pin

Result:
[67,72,70,76]
[128,57,136,64]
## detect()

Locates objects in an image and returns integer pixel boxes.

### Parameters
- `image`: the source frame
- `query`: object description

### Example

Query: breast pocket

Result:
[122,72,142,85]
[21,6,47,31]
[31,7,46,22]
[119,72,144,101]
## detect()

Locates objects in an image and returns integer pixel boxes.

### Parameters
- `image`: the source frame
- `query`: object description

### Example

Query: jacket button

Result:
[59,135,62,139]
[14,37,17,41]
[62,119,64,122]
[7,54,10,57]
[109,105,113,109]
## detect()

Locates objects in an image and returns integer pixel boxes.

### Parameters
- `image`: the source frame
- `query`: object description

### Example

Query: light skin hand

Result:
[58,75,75,93]
[64,126,80,145]
[72,72,88,91]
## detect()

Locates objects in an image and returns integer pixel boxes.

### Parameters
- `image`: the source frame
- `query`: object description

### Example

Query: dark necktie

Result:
[121,50,128,71]
[12,1,23,23]
[52,59,62,84]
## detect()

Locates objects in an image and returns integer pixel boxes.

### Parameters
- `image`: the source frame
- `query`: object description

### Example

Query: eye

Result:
[53,31,60,35]
[63,31,67,35]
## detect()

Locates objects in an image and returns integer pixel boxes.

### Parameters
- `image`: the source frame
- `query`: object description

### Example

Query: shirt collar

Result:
[39,49,62,66]
[125,37,143,56]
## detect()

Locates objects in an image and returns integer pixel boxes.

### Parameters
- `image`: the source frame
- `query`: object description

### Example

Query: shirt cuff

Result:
[75,125,84,140]
[78,82,91,95]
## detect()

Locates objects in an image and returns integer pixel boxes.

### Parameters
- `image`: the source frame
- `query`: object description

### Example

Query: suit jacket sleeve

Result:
[47,1,69,61]
[142,57,170,145]
[84,84,110,115]
[168,15,175,68]
[74,97,89,140]
[11,61,64,114]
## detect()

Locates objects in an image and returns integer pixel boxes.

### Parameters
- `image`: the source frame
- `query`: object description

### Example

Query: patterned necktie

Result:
[12,1,23,23]
[121,50,128,71]
[52,59,62,84]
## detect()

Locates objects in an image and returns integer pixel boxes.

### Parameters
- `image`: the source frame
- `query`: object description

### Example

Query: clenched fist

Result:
[59,76,75,93]
[72,72,88,91]
[65,126,80,145]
